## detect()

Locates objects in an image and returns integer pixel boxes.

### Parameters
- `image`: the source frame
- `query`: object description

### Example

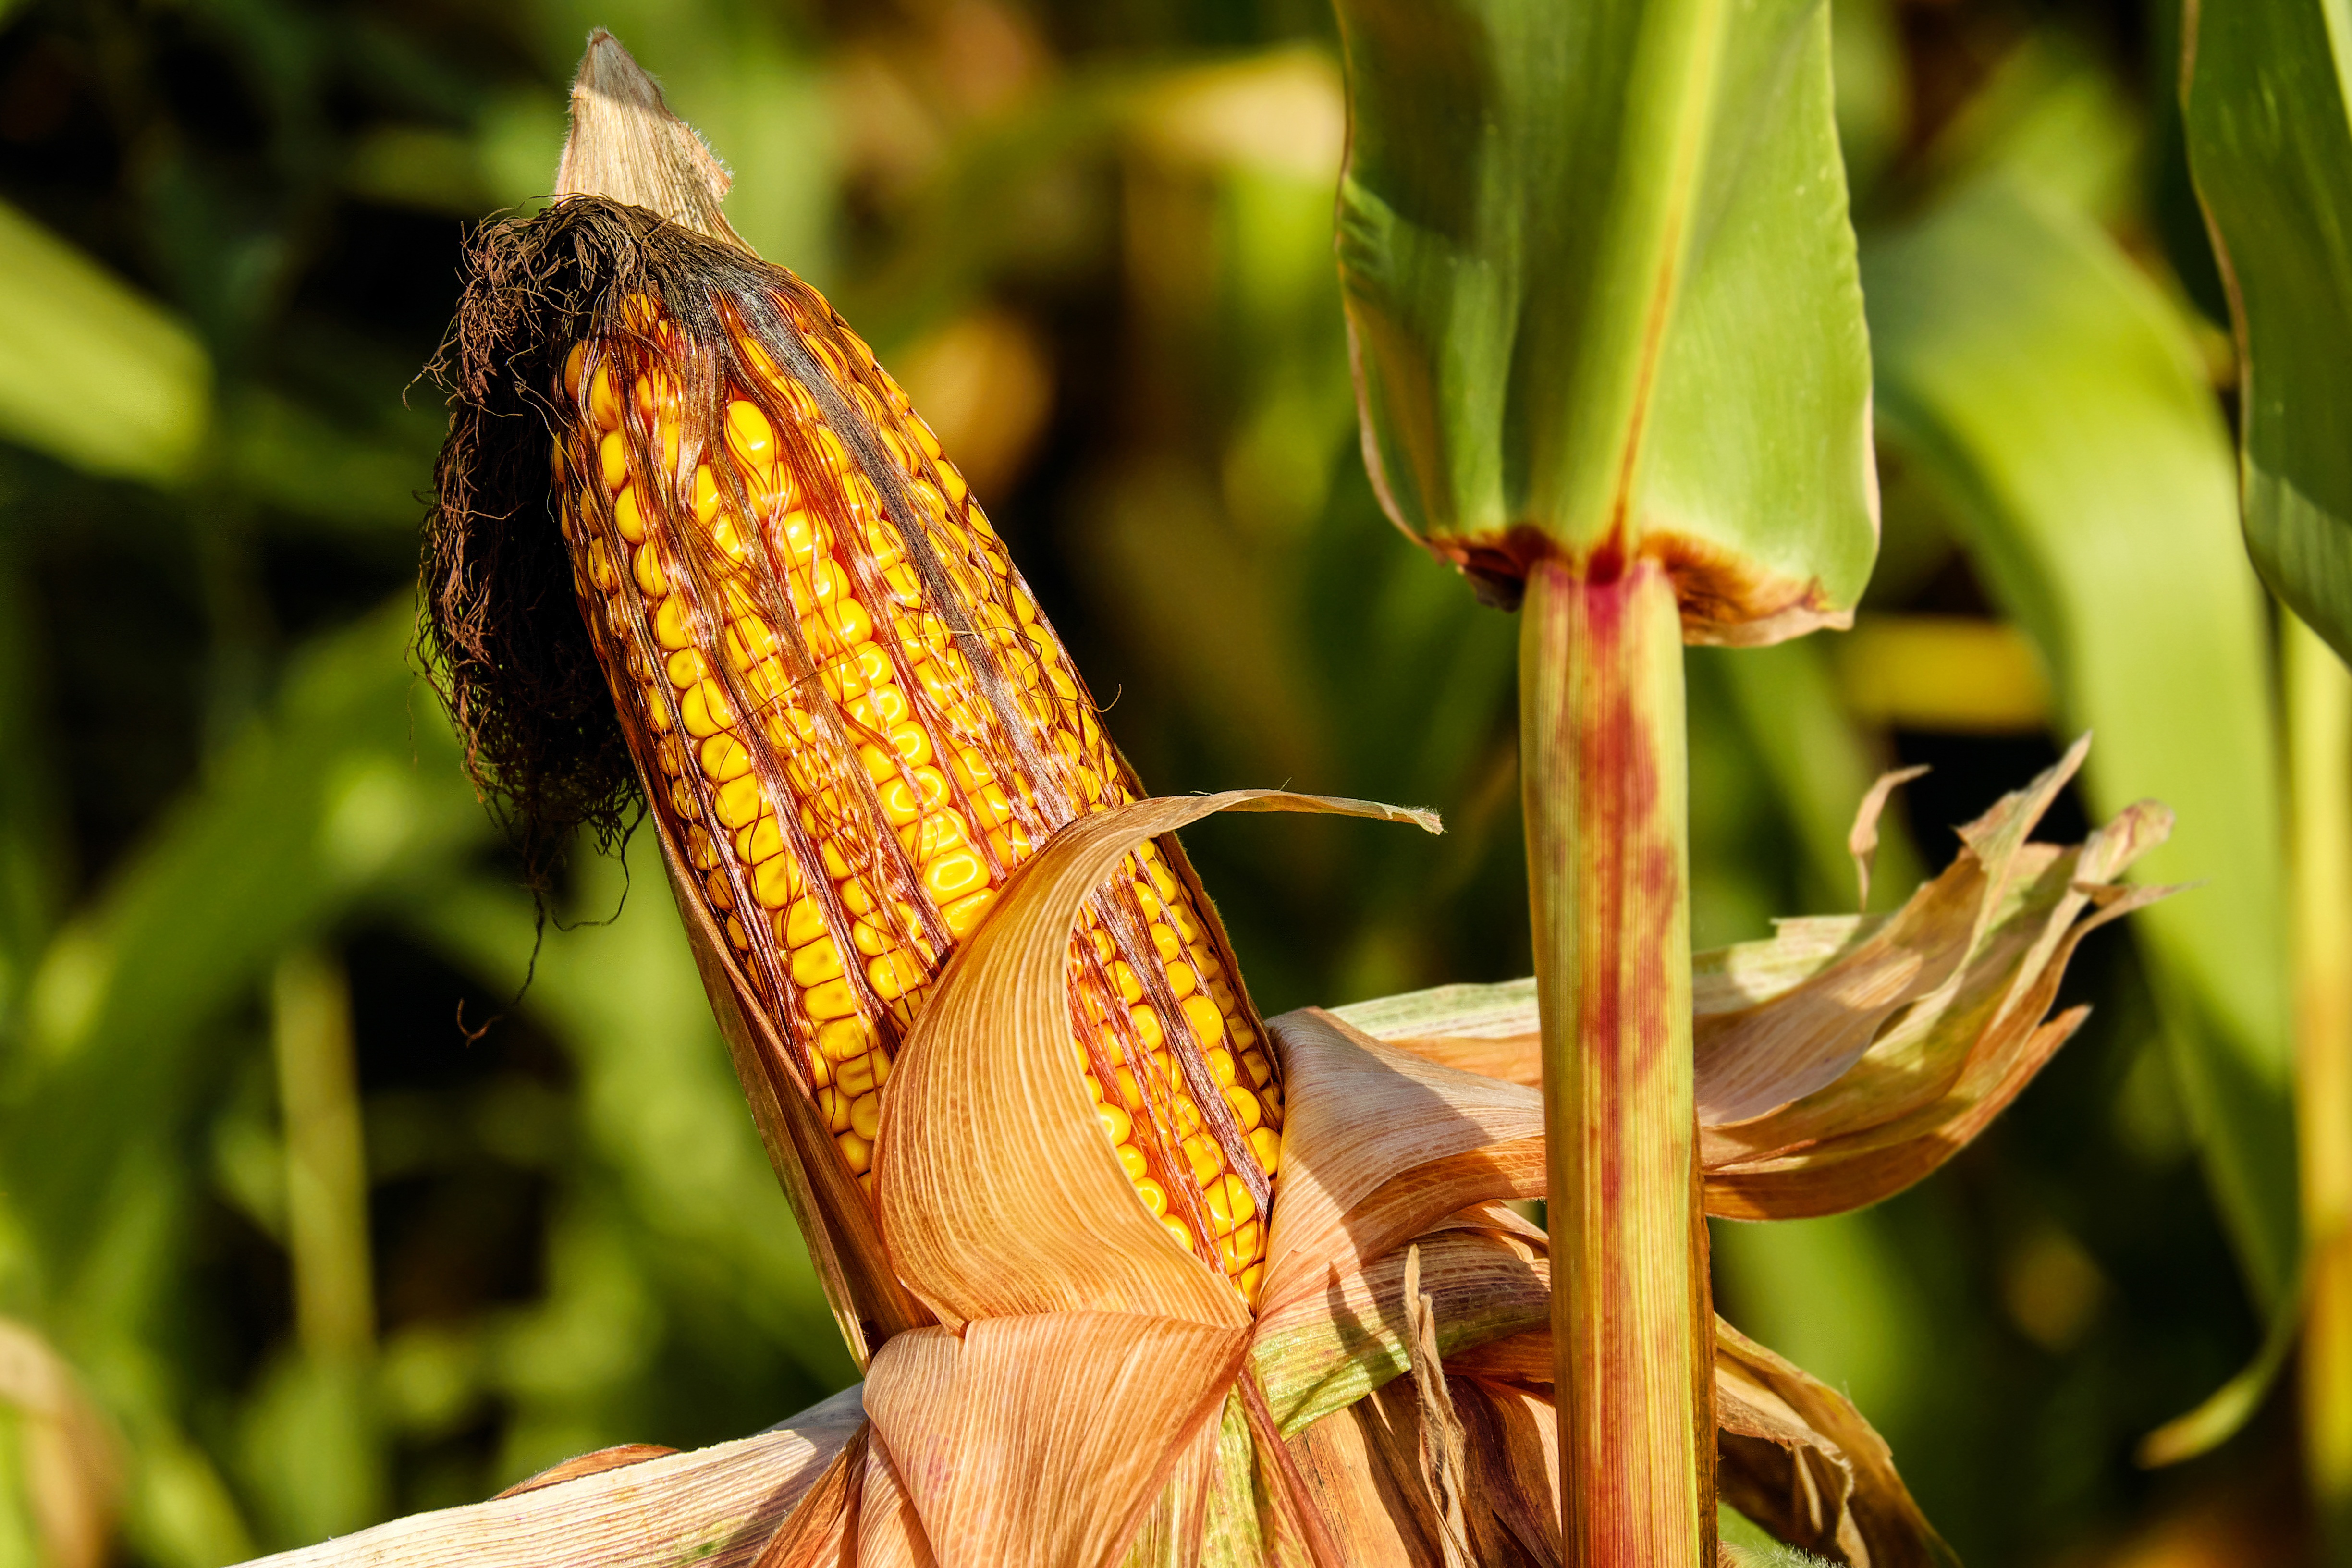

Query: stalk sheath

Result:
[2288,612,2352,1558]
[1520,555,1713,1562]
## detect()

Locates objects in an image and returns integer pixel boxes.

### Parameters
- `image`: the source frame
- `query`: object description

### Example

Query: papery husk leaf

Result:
[1251,1228,1549,1437]
[878,792,1434,1332]
[1402,1249,1476,1567]
[556,30,744,247]
[1125,1402,1222,1568]
[1450,1378,1563,1566]
[1714,1319,1959,1568]
[662,836,928,1361]
[862,1312,1250,1568]
[1848,767,1929,910]
[853,1439,934,1568]
[753,1423,868,1568]
[1288,1397,1427,1568]
[1258,1010,1544,1315]
[1705,859,2174,1216]
[1335,744,2170,1220]
[1692,855,1977,1126]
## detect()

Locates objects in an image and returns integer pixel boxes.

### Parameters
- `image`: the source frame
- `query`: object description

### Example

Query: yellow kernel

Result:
[613,484,648,542]
[922,848,988,903]
[1161,1216,1194,1253]
[867,949,925,1000]
[666,647,707,689]
[1096,1102,1133,1145]
[713,774,764,830]
[1219,1221,1263,1273]
[970,783,1013,827]
[1115,1067,1143,1111]
[634,543,669,597]
[1116,1143,1148,1180]
[599,430,627,490]
[683,680,737,738]
[780,509,822,564]
[1134,1177,1168,1217]
[1167,963,1198,999]
[849,919,895,957]
[1150,922,1181,961]
[941,888,995,937]
[1128,1005,1164,1052]
[986,821,1037,869]
[782,896,827,947]
[1205,1049,1237,1087]
[846,684,911,731]
[687,824,719,870]
[654,595,694,649]
[818,1016,875,1062]
[725,915,751,952]
[1182,1134,1223,1186]
[753,855,798,909]
[693,464,722,524]
[900,811,968,863]
[699,733,752,782]
[589,365,620,429]
[1173,1095,1203,1137]
[792,937,845,987]
[849,1091,882,1141]
[1223,1085,1263,1132]
[727,399,776,467]
[1206,1173,1256,1229]
[1111,962,1143,1004]
[735,812,783,864]
[1180,994,1226,1050]
[585,537,618,592]
[817,1086,852,1133]
[711,513,750,563]
[1237,1263,1264,1302]
[877,768,949,826]
[804,977,860,1021]
[1249,1127,1281,1174]
[835,1051,879,1098]
[1241,1051,1272,1087]
[837,1131,873,1175]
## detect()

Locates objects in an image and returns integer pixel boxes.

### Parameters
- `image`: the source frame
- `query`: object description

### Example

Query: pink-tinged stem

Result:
[1521,553,1713,1563]
[2287,613,2352,1558]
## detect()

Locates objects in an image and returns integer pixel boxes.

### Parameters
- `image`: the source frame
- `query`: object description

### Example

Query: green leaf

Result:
[2182,0,2352,664]
[0,198,210,485]
[1332,0,1876,634]
[1863,175,2296,1302]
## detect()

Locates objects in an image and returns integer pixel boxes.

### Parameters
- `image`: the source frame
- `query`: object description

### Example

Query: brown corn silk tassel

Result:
[434,198,1282,1302]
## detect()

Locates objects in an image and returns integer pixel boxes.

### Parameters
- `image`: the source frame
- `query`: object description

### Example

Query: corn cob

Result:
[549,275,1281,1300]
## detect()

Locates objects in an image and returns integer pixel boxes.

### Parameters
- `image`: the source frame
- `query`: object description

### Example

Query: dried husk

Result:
[1335,738,2175,1221]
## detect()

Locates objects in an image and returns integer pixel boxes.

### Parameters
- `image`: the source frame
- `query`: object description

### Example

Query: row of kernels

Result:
[572,335,905,1183]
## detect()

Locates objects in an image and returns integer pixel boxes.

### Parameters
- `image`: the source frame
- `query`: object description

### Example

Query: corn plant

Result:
[396,28,2176,1565]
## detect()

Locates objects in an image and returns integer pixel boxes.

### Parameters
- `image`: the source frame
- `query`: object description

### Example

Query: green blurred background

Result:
[0,0,2310,1562]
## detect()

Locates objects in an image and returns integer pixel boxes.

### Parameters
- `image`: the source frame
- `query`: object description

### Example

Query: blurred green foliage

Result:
[0,0,2310,1564]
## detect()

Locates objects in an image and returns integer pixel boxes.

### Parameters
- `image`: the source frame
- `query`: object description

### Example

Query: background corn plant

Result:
[0,0,2311,1562]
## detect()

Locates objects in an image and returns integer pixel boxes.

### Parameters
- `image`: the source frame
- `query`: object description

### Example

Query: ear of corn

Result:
[550,273,1281,1299]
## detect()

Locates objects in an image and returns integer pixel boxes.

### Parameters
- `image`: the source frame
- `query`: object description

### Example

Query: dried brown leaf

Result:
[1848,767,1929,911]
[1713,1318,1957,1568]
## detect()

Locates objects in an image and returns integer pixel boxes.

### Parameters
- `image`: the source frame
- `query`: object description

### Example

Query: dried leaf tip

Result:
[554,29,745,249]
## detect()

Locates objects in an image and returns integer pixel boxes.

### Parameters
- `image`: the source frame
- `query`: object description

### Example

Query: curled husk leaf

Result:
[1337,736,2175,1219]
